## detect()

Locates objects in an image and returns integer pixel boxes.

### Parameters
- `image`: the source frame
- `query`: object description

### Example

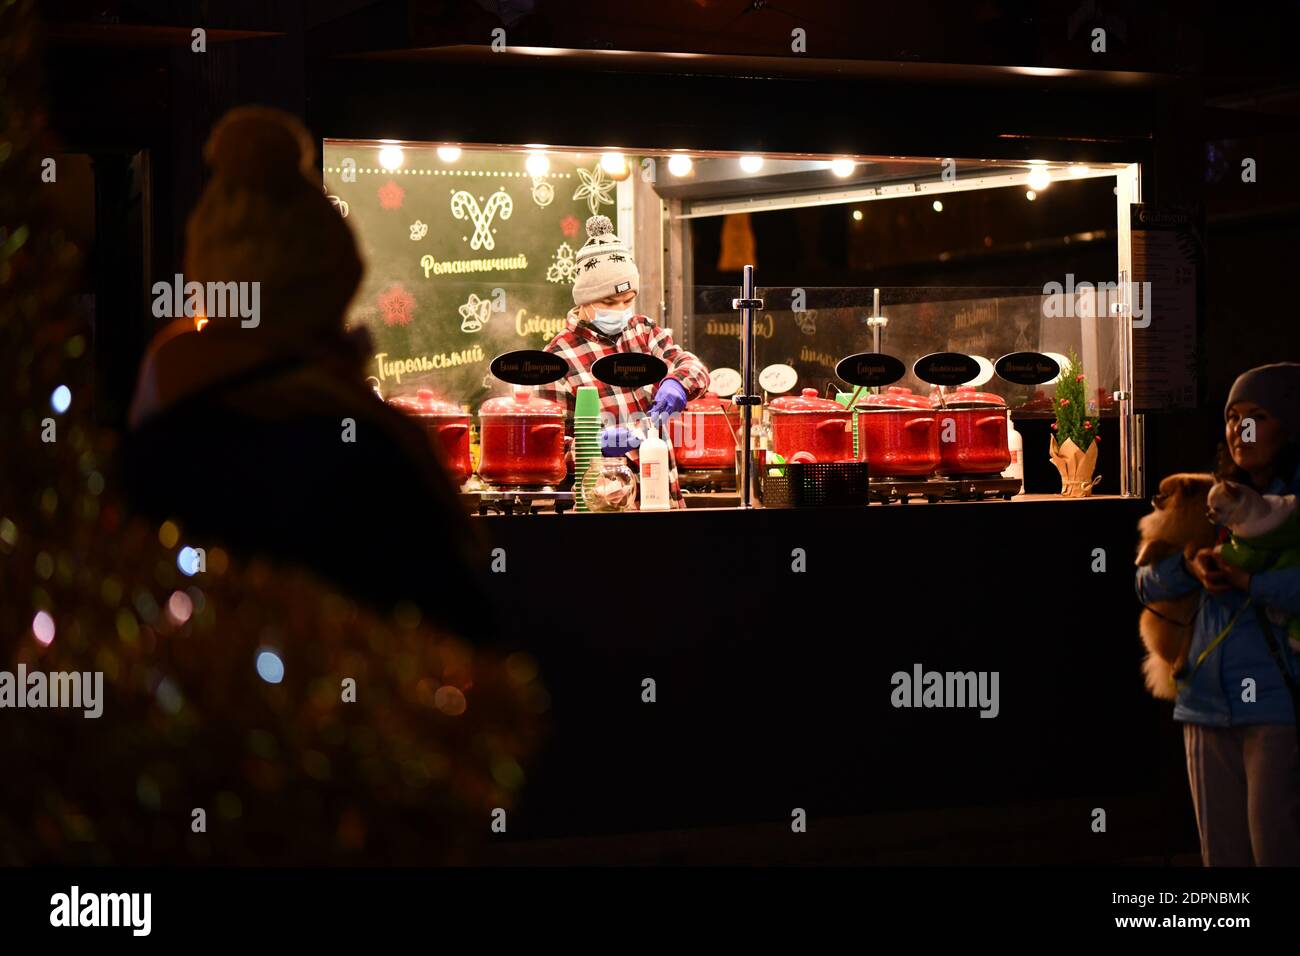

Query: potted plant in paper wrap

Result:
[1049,350,1102,497]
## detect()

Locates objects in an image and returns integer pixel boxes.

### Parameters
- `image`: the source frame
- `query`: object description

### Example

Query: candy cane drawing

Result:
[450,189,513,251]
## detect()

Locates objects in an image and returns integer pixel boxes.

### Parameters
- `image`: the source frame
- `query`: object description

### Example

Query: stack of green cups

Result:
[572,386,602,512]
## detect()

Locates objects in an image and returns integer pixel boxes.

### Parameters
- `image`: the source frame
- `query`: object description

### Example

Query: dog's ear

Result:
[1136,539,1173,566]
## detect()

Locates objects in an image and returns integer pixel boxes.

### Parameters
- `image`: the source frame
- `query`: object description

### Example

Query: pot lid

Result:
[770,387,849,413]
[388,388,466,417]
[934,386,1006,408]
[480,389,565,416]
[858,385,930,410]
[686,391,734,413]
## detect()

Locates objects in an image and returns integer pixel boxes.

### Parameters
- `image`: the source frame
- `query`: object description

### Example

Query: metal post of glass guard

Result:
[732,265,763,509]
[1116,268,1134,497]
[866,286,888,362]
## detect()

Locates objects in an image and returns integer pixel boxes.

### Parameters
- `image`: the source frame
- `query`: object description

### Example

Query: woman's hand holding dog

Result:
[1189,547,1251,594]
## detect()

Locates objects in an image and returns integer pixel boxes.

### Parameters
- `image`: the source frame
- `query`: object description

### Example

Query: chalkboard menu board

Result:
[323,144,625,410]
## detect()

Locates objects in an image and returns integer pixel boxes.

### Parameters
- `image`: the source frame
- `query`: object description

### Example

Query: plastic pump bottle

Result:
[638,420,671,511]
[1002,411,1024,494]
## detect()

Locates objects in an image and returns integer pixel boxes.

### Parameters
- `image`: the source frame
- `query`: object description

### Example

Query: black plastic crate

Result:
[759,460,870,508]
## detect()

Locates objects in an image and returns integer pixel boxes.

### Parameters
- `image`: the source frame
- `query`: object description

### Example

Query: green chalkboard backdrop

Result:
[323,144,628,411]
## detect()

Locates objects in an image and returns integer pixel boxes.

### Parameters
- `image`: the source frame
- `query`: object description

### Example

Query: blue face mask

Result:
[589,305,633,337]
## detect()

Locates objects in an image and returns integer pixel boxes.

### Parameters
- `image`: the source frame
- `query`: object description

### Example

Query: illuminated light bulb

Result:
[194,313,208,332]
[852,209,863,221]
[32,611,55,646]
[932,200,944,212]
[830,159,855,178]
[177,546,201,577]
[1027,167,1052,191]
[739,155,764,174]
[378,145,404,170]
[167,590,194,625]
[1069,164,1091,177]
[50,385,71,414]
[1025,190,1037,201]
[525,151,549,177]
[256,650,285,685]
[598,151,629,179]
[667,154,693,177]
[436,146,462,162]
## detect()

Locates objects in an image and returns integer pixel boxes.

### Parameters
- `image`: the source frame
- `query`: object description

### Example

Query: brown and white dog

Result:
[1135,473,1218,699]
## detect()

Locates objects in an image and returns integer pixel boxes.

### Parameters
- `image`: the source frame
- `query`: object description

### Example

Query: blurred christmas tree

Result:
[0,0,544,864]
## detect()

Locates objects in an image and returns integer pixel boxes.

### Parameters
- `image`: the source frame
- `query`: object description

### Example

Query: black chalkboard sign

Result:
[490,350,569,385]
[995,351,1060,385]
[324,144,617,409]
[591,353,668,389]
[914,352,980,386]
[835,352,906,388]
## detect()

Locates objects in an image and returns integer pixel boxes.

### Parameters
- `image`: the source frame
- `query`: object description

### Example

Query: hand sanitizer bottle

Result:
[639,420,671,511]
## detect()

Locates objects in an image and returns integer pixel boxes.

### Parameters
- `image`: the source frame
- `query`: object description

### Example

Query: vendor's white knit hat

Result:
[572,214,639,306]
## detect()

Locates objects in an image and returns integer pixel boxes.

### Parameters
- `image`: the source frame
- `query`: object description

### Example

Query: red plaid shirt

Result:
[535,309,711,508]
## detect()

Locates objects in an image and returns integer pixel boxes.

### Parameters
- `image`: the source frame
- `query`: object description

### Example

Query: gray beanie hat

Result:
[572,215,639,306]
[1225,362,1300,439]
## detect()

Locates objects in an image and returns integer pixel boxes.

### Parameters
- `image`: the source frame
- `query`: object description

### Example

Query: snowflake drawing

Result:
[572,163,615,216]
[560,215,579,238]
[546,242,577,285]
[458,293,493,334]
[378,179,405,210]
[377,285,416,327]
[409,220,428,241]
[531,177,554,208]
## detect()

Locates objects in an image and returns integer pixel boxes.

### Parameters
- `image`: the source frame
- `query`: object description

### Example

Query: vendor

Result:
[536,214,710,507]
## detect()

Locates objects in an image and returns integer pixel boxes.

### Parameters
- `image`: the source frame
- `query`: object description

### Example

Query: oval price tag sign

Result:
[913,352,981,386]
[758,363,798,394]
[994,351,1060,385]
[591,353,669,389]
[835,352,906,388]
[709,367,742,398]
[490,350,569,386]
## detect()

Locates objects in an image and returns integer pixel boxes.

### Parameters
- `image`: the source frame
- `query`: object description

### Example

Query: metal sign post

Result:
[731,265,763,509]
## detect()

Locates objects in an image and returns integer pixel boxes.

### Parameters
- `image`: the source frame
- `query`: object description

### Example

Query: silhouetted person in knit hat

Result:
[123,107,492,641]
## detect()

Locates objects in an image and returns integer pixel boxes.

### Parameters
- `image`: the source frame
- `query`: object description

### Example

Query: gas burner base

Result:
[869,476,1022,504]
[679,468,737,493]
[474,488,576,516]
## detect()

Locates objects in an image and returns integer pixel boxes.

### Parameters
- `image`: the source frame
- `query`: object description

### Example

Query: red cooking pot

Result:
[388,388,473,485]
[931,387,1011,475]
[769,387,854,462]
[478,390,567,486]
[667,392,740,469]
[855,386,940,477]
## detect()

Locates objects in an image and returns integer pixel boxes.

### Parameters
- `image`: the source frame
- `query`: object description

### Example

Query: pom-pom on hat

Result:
[184,107,364,337]
[572,214,640,306]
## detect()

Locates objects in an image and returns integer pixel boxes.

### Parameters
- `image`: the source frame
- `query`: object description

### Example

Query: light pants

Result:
[1184,723,1300,866]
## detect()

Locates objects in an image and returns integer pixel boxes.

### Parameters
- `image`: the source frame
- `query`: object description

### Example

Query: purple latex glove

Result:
[648,377,688,426]
[600,426,642,456]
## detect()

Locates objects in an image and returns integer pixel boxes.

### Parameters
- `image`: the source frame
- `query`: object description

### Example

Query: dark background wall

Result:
[36,1,1300,488]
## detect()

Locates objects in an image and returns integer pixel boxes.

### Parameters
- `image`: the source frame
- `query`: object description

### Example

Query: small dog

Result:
[1136,473,1217,699]
[1208,480,1300,650]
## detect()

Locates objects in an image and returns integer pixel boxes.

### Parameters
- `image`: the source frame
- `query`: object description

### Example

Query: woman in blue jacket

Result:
[1137,362,1300,865]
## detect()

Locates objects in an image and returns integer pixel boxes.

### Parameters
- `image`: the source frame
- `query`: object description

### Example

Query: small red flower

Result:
[1050,422,1058,430]
[1094,434,1100,442]
[378,179,405,210]
[1075,373,1085,382]
[561,215,580,238]
[1059,398,1070,407]
[1084,420,1093,429]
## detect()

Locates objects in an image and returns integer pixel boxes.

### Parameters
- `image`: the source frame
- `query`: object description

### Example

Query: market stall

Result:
[322,142,1144,512]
